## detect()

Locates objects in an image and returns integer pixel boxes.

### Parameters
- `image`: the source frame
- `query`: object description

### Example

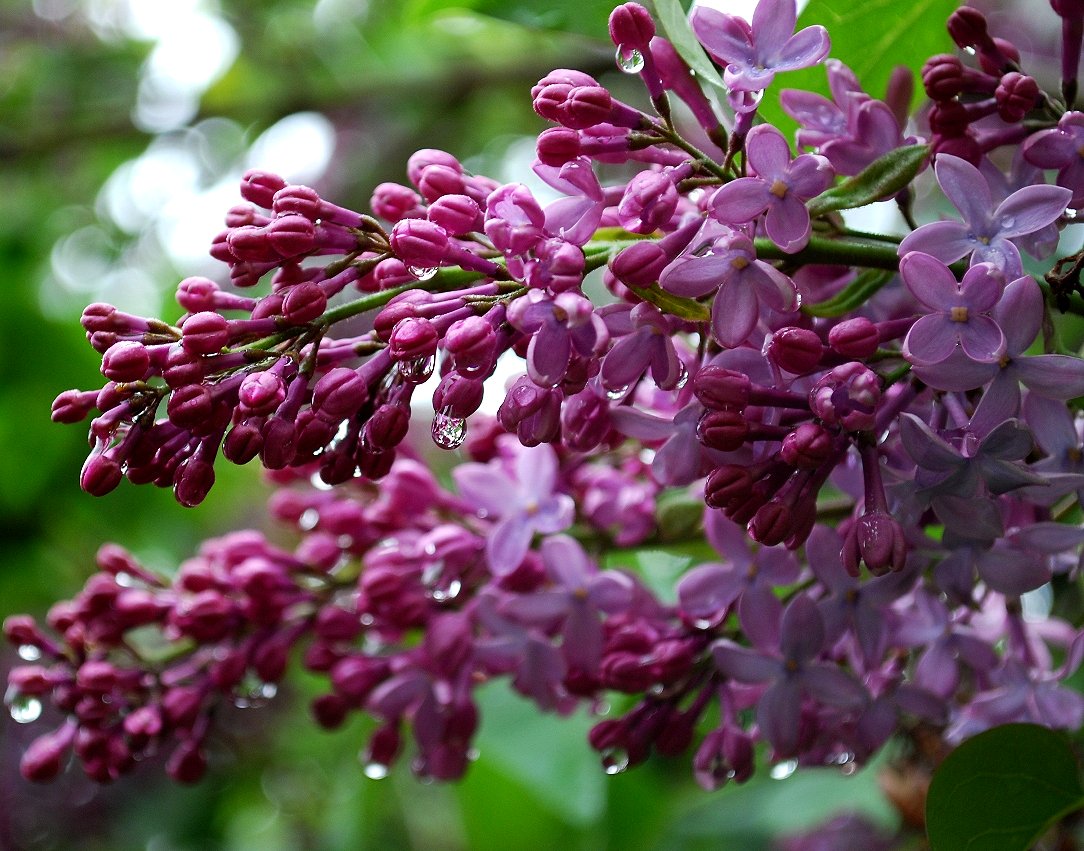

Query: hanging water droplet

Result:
[363,761,389,780]
[17,644,42,662]
[616,45,645,74]
[299,508,321,531]
[5,687,42,724]
[233,673,278,709]
[605,384,630,401]
[832,751,857,775]
[309,472,334,492]
[601,747,630,775]
[430,579,463,602]
[431,411,466,450]
[408,266,438,281]
[399,355,435,383]
[1001,215,1015,229]
[963,45,977,55]
[1065,207,1078,220]
[769,758,798,780]
[114,571,135,587]
[675,362,689,389]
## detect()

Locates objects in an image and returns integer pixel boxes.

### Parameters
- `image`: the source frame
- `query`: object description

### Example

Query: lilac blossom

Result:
[452,443,574,575]
[708,124,832,253]
[532,156,605,245]
[898,154,1071,276]
[506,290,605,387]
[598,302,685,392]
[899,252,1006,367]
[659,221,798,346]
[1022,110,1084,207]
[690,0,830,107]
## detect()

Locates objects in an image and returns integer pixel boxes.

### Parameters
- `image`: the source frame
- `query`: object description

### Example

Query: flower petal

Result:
[711,277,760,347]
[993,183,1072,238]
[659,253,731,299]
[745,125,793,179]
[690,6,755,66]
[899,250,962,311]
[772,25,831,72]
[935,154,993,230]
[486,516,534,576]
[710,178,772,223]
[903,314,960,365]
[898,220,975,265]
[764,194,811,253]
[958,315,1005,363]
[453,463,519,516]
[751,0,798,55]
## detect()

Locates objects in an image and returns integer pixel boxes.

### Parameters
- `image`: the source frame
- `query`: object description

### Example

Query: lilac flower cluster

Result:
[9,0,1084,807]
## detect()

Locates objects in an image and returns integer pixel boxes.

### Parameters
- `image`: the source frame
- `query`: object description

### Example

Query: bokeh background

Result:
[0,1,912,847]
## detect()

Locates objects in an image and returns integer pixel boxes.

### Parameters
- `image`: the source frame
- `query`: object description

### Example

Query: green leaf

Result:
[651,0,727,94]
[926,723,1084,851]
[802,268,894,317]
[656,488,703,541]
[807,144,928,217]
[758,0,958,138]
[627,282,711,322]
[467,0,622,37]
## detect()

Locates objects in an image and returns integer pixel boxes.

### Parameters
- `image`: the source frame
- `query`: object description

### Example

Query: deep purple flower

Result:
[709,125,832,253]
[1023,111,1084,207]
[690,0,830,105]
[453,443,574,575]
[898,154,1071,276]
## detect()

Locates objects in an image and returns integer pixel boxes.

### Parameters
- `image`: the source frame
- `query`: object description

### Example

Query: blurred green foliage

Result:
[0,1,906,847]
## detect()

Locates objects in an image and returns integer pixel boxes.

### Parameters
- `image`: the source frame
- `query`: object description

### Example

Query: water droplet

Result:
[299,508,320,531]
[1065,207,1078,220]
[431,411,466,449]
[408,266,438,281]
[605,384,630,401]
[233,674,278,709]
[963,45,977,55]
[616,45,645,74]
[399,355,435,383]
[17,644,41,662]
[832,751,857,775]
[114,571,135,587]
[5,687,42,724]
[675,362,689,389]
[1001,215,1015,229]
[601,747,629,775]
[309,472,334,492]
[431,579,463,602]
[467,747,480,762]
[363,761,389,780]
[769,758,798,780]
[691,617,717,630]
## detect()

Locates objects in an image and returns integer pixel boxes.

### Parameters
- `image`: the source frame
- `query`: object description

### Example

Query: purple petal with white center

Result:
[453,464,519,516]
[487,516,534,576]
[935,154,993,230]
[802,665,868,709]
[994,275,1042,355]
[903,314,961,365]
[779,595,825,663]
[690,6,755,66]
[993,184,1072,238]
[740,585,783,652]
[898,220,975,264]
[758,679,803,756]
[710,178,772,223]
[751,0,797,55]
[958,315,1005,363]
[712,640,780,682]
[1015,355,1084,398]
[764,194,812,253]
[745,125,793,180]
[773,25,831,72]
[712,278,760,347]
[659,252,731,299]
[899,251,960,311]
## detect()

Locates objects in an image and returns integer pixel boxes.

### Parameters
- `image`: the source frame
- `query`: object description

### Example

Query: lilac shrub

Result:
[9,0,1084,817]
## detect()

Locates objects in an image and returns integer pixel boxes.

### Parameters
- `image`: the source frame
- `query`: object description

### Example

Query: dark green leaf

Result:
[926,724,1084,851]
[468,0,621,37]
[807,145,928,217]
[758,0,958,139]
[802,268,893,317]
[651,0,727,94]
[627,282,711,322]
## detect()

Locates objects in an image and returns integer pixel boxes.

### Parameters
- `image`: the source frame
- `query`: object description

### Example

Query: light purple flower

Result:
[899,252,1006,367]
[898,154,1071,277]
[453,443,574,575]
[532,156,605,246]
[1022,110,1084,208]
[507,290,605,388]
[659,221,798,346]
[708,124,832,253]
[780,59,864,149]
[690,0,830,103]
[599,302,685,391]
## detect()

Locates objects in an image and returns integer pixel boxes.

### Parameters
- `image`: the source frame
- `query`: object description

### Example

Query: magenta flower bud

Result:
[693,365,751,410]
[266,213,316,257]
[433,372,485,418]
[226,204,269,228]
[371,182,425,222]
[181,311,229,355]
[174,457,215,507]
[842,510,907,577]
[828,317,879,358]
[315,605,362,641]
[947,6,991,51]
[929,100,971,137]
[995,72,1039,122]
[311,694,349,729]
[427,193,481,235]
[417,164,466,203]
[444,315,497,377]
[979,37,1019,76]
[9,665,51,695]
[80,451,123,496]
[704,465,753,508]
[282,282,327,324]
[123,706,163,742]
[390,219,449,268]
[4,615,44,647]
[388,317,438,362]
[697,410,750,452]
[748,501,792,546]
[227,224,279,263]
[240,169,287,208]
[166,740,207,785]
[617,170,678,234]
[76,660,116,692]
[536,127,582,166]
[270,184,321,220]
[21,725,75,783]
[163,686,203,728]
[364,723,401,772]
[767,327,823,374]
[167,384,213,429]
[609,3,655,50]
[52,389,98,424]
[163,344,203,388]
[372,258,417,289]
[239,372,287,416]
[312,367,368,418]
[101,341,152,383]
[364,403,411,449]
[331,656,386,704]
[224,420,263,464]
[922,54,967,100]
[780,422,835,469]
[406,148,463,187]
[809,362,881,431]
[176,277,221,312]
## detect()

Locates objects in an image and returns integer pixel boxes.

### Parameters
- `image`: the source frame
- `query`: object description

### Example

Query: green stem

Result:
[755,236,904,271]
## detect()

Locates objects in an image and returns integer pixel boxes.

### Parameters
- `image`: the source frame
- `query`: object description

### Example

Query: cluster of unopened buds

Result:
[8,0,1084,797]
